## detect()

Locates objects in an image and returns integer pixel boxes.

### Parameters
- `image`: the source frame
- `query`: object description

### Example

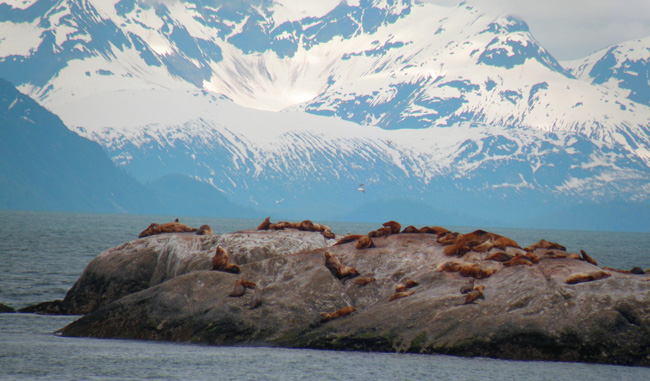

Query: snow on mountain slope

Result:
[564,36,650,108]
[1,0,650,222]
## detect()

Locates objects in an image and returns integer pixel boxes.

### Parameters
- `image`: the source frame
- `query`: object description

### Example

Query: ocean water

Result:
[1,210,650,380]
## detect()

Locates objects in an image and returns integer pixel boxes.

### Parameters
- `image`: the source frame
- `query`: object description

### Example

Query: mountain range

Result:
[1,0,649,230]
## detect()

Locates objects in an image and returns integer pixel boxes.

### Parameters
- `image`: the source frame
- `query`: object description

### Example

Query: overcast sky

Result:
[422,0,650,61]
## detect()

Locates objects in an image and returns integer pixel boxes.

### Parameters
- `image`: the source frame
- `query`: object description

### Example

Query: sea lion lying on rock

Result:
[324,252,360,279]
[353,277,376,286]
[525,239,566,251]
[389,290,414,302]
[566,270,611,284]
[195,225,213,236]
[355,236,375,249]
[320,306,356,322]
[464,285,486,304]
[212,246,240,274]
[138,222,198,238]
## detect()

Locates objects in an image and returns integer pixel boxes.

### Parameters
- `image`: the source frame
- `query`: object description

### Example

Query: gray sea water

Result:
[1,210,650,380]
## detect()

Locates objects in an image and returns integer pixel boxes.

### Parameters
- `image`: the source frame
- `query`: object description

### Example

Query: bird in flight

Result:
[357,184,366,193]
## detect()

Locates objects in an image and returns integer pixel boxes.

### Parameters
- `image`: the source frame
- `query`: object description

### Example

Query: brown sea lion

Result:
[395,284,408,293]
[356,236,375,249]
[503,256,533,267]
[421,226,450,235]
[195,224,213,235]
[138,222,198,238]
[566,270,611,284]
[257,217,271,230]
[389,290,414,301]
[460,278,475,294]
[321,230,336,239]
[444,234,470,256]
[580,250,598,266]
[298,220,315,231]
[382,221,401,234]
[524,251,540,263]
[603,267,645,275]
[486,251,513,262]
[324,252,360,279]
[437,261,462,272]
[320,306,356,321]
[525,239,566,251]
[401,225,421,234]
[405,279,419,288]
[334,234,364,246]
[464,285,486,304]
[353,277,376,286]
[212,246,240,274]
[437,232,459,245]
[460,263,480,278]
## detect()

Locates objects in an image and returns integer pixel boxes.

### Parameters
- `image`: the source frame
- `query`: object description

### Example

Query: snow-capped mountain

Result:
[564,36,650,108]
[1,0,649,228]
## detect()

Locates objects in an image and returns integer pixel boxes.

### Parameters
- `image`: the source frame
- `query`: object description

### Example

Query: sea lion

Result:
[138,222,198,238]
[257,217,271,230]
[195,224,213,235]
[580,250,598,266]
[421,226,450,235]
[437,232,459,245]
[390,290,414,301]
[353,277,376,286]
[524,251,540,263]
[460,263,480,278]
[444,234,470,256]
[299,220,315,231]
[603,266,645,275]
[334,234,364,246]
[401,225,421,234]
[369,227,392,238]
[405,279,419,288]
[485,251,513,262]
[382,221,401,234]
[460,278,475,294]
[395,284,408,293]
[525,239,566,251]
[321,230,336,239]
[355,236,375,249]
[320,306,356,321]
[503,256,533,267]
[437,261,462,272]
[324,252,360,279]
[464,285,486,304]
[212,246,240,274]
[566,270,611,284]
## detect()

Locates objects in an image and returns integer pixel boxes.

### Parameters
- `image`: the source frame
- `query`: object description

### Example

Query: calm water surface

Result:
[1,210,649,380]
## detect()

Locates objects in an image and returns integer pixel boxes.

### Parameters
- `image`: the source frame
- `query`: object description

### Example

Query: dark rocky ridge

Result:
[37,225,650,367]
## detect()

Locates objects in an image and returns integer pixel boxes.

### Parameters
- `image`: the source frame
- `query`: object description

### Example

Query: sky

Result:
[423,0,650,61]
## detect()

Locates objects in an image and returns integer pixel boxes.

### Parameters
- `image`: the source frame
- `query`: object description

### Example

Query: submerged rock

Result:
[52,227,650,366]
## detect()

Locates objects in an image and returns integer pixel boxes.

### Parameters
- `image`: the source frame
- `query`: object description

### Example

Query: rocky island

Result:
[13,219,650,366]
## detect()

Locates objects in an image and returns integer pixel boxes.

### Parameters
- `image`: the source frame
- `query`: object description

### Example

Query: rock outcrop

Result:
[21,229,334,315]
[0,302,15,313]
[52,225,650,367]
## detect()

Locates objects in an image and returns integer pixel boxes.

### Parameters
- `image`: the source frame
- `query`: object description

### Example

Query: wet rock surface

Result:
[20,225,650,366]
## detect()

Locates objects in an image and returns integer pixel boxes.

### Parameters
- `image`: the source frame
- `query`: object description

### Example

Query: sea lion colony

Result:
[138,217,647,322]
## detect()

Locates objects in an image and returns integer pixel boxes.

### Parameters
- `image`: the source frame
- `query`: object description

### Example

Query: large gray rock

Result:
[22,229,333,315]
[59,230,650,366]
